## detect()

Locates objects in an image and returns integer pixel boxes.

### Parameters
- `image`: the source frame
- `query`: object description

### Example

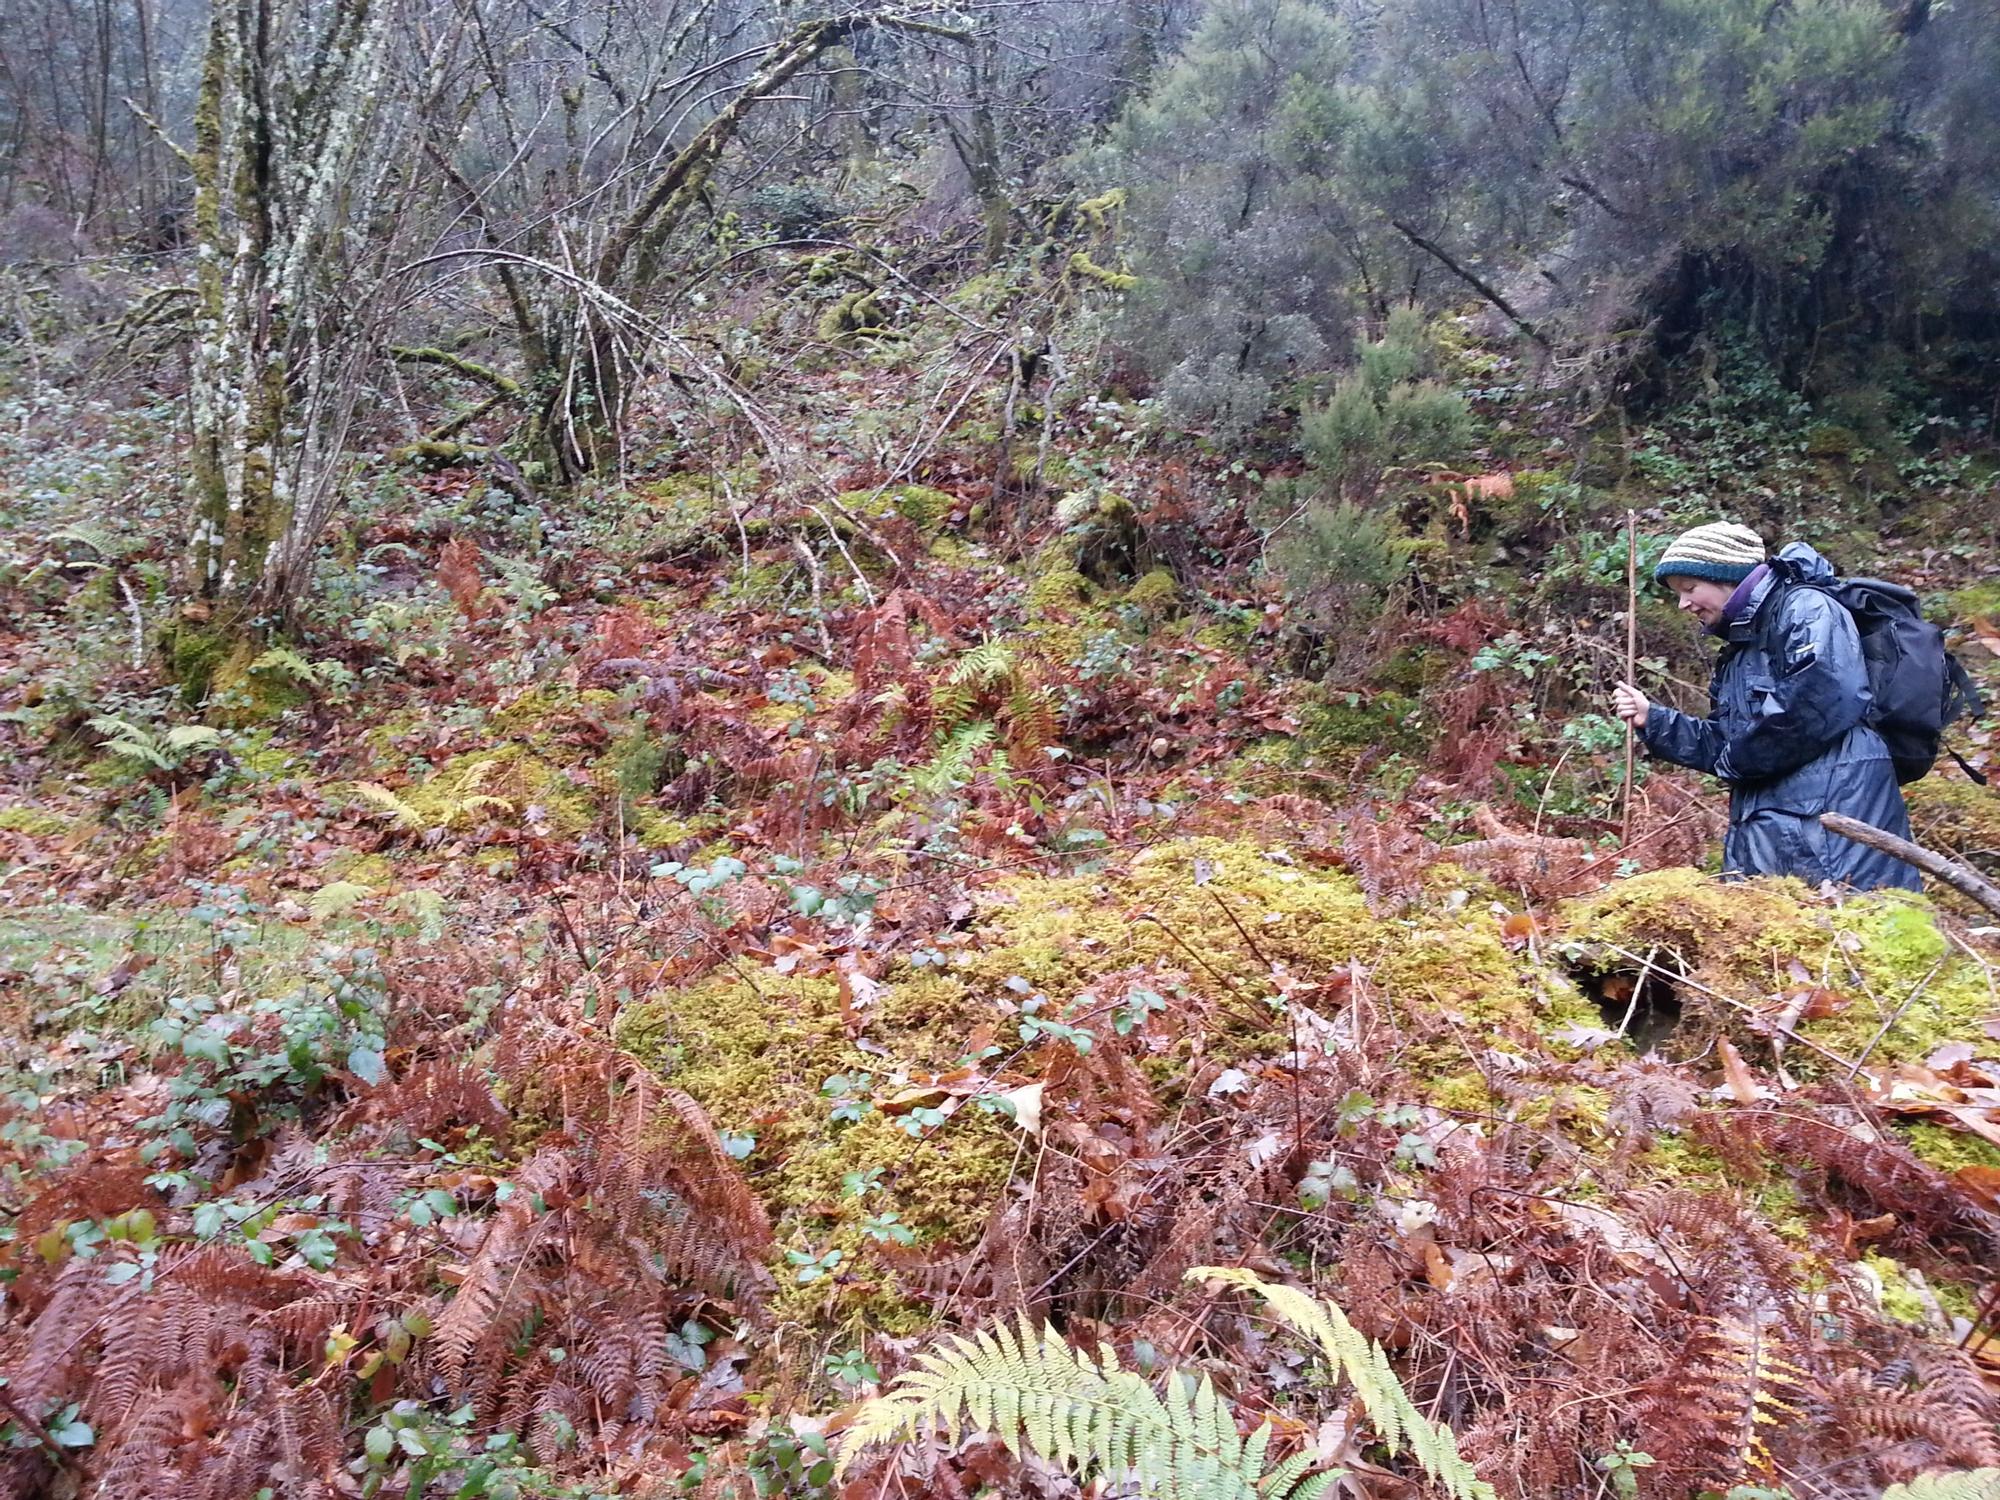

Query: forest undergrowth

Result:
[3,215,2000,1500]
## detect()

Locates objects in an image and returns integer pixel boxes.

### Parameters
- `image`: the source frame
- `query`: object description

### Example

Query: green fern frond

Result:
[349,782,424,831]
[249,646,319,684]
[1884,1472,2000,1500]
[834,1316,1330,1498]
[1190,1268,1495,1500]
[309,880,373,921]
[50,523,129,559]
[929,679,977,730]
[911,720,998,798]
[86,715,169,769]
[949,639,1016,688]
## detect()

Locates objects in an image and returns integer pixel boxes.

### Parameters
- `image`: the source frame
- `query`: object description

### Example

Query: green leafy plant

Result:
[786,1246,843,1284]
[1597,1440,1657,1499]
[86,713,224,773]
[836,1266,1494,1499]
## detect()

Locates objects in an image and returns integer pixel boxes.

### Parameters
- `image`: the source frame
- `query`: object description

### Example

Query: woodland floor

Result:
[3,274,2000,1499]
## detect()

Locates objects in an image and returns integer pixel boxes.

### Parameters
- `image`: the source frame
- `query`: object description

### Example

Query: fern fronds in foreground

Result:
[1191,1266,1496,1500]
[1884,1471,2000,1500]
[833,1315,1338,1498]
[836,1270,1495,1500]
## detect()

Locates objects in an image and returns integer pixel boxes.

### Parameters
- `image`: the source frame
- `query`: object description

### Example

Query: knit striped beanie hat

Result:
[1653,521,1766,586]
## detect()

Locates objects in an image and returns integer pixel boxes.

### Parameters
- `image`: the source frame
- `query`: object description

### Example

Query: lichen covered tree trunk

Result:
[178,0,404,666]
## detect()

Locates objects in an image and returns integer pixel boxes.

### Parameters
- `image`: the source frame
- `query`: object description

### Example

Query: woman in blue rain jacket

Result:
[1611,522,1920,891]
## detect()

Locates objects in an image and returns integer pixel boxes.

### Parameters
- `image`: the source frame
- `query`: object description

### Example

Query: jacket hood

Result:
[1720,543,1839,643]
[1771,541,1837,583]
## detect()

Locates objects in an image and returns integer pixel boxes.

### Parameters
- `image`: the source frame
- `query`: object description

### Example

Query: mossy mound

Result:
[611,837,1610,1266]
[835,484,955,535]
[960,838,1599,1064]
[1558,869,1996,1076]
[1123,568,1180,618]
[613,968,1012,1263]
[958,838,1378,1002]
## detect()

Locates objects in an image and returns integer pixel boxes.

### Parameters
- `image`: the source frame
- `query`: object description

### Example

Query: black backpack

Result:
[1769,571,1986,785]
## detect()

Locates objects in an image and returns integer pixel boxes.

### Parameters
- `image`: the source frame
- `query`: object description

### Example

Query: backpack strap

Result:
[1946,650,1986,725]
[1944,653,1990,785]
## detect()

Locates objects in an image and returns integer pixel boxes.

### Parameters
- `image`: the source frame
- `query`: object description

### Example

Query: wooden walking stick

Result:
[1622,510,1638,848]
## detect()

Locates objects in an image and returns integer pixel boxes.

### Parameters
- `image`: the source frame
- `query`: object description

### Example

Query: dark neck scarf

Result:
[1709,562,1771,638]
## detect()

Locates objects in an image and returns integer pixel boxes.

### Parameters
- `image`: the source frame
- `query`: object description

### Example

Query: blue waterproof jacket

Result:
[1640,543,1921,890]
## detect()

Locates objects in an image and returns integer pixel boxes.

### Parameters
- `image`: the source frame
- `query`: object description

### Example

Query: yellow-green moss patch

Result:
[836,485,955,534]
[614,968,1013,1251]
[1906,776,2000,867]
[0,806,70,838]
[1900,1121,2000,1174]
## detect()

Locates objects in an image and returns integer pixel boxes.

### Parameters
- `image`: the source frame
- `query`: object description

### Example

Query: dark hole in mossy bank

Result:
[1568,949,1688,1056]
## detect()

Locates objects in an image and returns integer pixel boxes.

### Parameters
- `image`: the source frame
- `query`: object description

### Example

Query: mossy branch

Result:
[389,346,524,398]
[121,96,195,170]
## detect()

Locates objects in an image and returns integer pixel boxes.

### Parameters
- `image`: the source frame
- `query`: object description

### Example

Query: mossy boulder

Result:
[1124,568,1180,619]
[835,485,955,535]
